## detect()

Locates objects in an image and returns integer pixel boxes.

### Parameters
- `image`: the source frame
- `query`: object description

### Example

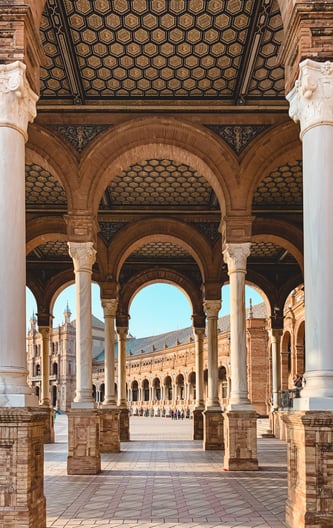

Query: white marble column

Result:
[288,59,333,409]
[0,62,38,407]
[101,299,117,406]
[223,243,252,409]
[194,327,205,408]
[68,242,96,407]
[39,327,50,406]
[270,328,282,410]
[204,300,221,409]
[117,326,128,407]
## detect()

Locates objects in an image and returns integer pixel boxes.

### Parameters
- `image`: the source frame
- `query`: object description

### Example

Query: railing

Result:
[277,388,301,409]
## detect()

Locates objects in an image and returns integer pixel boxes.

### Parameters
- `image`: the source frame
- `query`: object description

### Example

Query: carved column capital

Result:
[101,298,118,318]
[38,326,50,339]
[223,243,251,273]
[117,326,128,340]
[203,300,221,318]
[68,241,96,273]
[0,61,38,140]
[287,59,333,139]
[193,326,205,338]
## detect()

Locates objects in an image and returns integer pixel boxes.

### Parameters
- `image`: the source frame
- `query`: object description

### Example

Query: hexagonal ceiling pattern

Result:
[26,162,67,208]
[253,160,302,210]
[40,0,284,103]
[99,159,218,209]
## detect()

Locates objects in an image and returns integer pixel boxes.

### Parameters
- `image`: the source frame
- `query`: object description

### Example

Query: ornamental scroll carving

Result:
[0,61,38,140]
[68,241,96,273]
[223,243,251,274]
[287,59,333,138]
[203,300,221,318]
[102,299,118,318]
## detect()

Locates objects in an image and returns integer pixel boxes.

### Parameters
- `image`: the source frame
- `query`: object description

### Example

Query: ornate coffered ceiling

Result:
[39,0,284,107]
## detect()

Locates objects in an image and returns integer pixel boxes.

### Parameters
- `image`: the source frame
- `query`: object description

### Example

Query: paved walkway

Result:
[45,416,288,528]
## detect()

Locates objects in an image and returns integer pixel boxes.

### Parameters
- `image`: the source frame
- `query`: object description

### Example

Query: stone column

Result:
[223,243,258,471]
[67,241,100,475]
[203,300,224,450]
[193,326,205,440]
[99,298,120,452]
[283,58,333,527]
[270,328,282,411]
[0,61,46,527]
[117,325,130,441]
[39,324,55,444]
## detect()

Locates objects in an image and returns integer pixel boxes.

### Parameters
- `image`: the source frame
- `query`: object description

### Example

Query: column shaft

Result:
[117,327,128,407]
[270,329,282,410]
[68,242,96,407]
[204,301,221,409]
[0,62,38,406]
[194,327,205,408]
[223,243,252,409]
[102,299,117,406]
[288,59,333,409]
[39,327,50,406]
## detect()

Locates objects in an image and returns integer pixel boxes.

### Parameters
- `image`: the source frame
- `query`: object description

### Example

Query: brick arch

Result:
[27,271,75,320]
[79,117,239,214]
[26,216,67,255]
[27,124,80,210]
[108,217,218,282]
[252,218,303,272]
[239,121,301,212]
[119,268,204,321]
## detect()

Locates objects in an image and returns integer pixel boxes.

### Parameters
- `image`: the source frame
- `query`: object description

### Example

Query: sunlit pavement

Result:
[45,415,288,528]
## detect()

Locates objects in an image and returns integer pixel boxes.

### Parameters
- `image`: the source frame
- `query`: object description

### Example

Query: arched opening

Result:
[152,377,161,401]
[218,366,227,401]
[52,362,58,376]
[164,376,172,401]
[132,380,138,402]
[52,385,57,408]
[142,379,149,402]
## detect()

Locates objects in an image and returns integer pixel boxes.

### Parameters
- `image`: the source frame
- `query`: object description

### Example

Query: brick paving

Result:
[45,416,288,528]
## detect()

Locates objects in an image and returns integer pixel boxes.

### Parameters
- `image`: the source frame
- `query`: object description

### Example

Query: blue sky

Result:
[26,283,263,338]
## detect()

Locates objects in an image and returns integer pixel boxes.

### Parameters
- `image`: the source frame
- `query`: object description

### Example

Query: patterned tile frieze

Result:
[27,241,70,261]
[49,124,110,152]
[253,160,302,209]
[100,159,218,208]
[205,124,269,155]
[26,163,67,207]
[40,0,284,102]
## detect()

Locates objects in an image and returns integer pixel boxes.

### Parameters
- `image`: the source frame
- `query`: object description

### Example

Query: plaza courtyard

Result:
[45,416,288,528]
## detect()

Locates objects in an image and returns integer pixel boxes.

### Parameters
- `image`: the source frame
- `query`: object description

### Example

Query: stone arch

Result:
[108,217,217,282]
[119,268,204,321]
[251,231,303,273]
[26,217,67,255]
[240,121,302,212]
[79,117,239,214]
[27,125,80,210]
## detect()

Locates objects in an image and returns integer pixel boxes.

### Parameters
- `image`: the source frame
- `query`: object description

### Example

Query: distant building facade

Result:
[27,289,305,417]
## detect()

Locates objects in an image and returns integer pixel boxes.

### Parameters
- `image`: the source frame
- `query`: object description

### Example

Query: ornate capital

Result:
[0,61,38,140]
[287,59,333,138]
[203,300,221,318]
[193,326,206,338]
[38,326,50,339]
[117,326,128,340]
[101,298,118,318]
[223,243,251,273]
[68,241,96,273]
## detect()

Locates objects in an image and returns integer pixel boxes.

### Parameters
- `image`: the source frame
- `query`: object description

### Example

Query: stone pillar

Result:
[0,61,47,527]
[283,58,333,527]
[223,243,258,471]
[270,328,282,410]
[203,300,223,450]
[67,241,100,474]
[117,325,130,441]
[99,298,120,452]
[39,325,55,444]
[193,326,205,440]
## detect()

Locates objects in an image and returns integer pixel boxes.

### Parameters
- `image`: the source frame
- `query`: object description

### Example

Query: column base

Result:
[203,408,224,450]
[282,411,333,528]
[223,410,258,471]
[119,407,130,442]
[193,408,204,440]
[41,406,55,443]
[0,407,46,528]
[99,407,120,453]
[67,409,101,475]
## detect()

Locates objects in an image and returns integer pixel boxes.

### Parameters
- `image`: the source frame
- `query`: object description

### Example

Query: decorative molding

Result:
[50,124,109,152]
[0,61,38,140]
[223,243,251,273]
[101,299,118,318]
[205,125,269,155]
[287,59,333,139]
[203,300,221,318]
